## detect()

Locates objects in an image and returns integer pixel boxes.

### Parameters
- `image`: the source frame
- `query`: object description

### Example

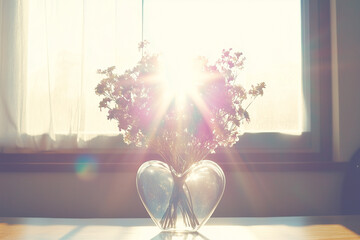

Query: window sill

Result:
[0,152,347,172]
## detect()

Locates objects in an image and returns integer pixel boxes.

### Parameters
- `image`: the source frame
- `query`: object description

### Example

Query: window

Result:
[144,0,303,134]
[0,0,331,162]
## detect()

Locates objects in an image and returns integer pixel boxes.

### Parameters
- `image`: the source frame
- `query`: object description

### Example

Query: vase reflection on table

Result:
[137,160,225,232]
[151,231,210,240]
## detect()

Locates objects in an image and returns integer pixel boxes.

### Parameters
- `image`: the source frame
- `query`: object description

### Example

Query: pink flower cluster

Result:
[96,42,265,173]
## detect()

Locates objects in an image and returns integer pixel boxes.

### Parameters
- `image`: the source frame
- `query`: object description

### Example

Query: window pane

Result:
[26,0,302,138]
[144,0,303,134]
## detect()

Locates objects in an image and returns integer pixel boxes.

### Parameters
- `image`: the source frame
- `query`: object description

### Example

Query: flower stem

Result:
[160,173,199,230]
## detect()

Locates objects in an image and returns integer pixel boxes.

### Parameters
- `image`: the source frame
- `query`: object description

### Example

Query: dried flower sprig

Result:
[96,42,265,173]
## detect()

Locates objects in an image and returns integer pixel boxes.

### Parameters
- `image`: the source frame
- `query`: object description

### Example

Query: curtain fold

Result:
[0,0,28,151]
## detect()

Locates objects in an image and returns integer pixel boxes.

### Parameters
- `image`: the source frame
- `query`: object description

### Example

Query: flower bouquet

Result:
[96,41,265,231]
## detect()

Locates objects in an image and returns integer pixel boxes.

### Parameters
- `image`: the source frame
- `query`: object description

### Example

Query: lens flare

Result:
[75,156,98,181]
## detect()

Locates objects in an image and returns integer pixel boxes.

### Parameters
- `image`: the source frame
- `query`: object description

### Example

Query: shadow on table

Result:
[342,222,360,235]
[151,231,210,240]
[58,226,85,240]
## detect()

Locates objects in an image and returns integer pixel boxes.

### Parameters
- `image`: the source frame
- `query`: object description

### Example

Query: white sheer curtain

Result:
[0,0,142,152]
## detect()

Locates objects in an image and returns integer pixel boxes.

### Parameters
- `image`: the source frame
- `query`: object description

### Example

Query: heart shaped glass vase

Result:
[136,160,225,232]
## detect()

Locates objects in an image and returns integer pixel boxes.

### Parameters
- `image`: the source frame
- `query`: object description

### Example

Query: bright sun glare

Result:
[160,53,201,108]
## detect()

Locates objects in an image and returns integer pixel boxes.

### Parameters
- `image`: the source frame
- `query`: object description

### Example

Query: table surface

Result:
[1,215,360,240]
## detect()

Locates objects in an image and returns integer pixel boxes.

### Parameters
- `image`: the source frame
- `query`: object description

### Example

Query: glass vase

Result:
[136,160,225,232]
